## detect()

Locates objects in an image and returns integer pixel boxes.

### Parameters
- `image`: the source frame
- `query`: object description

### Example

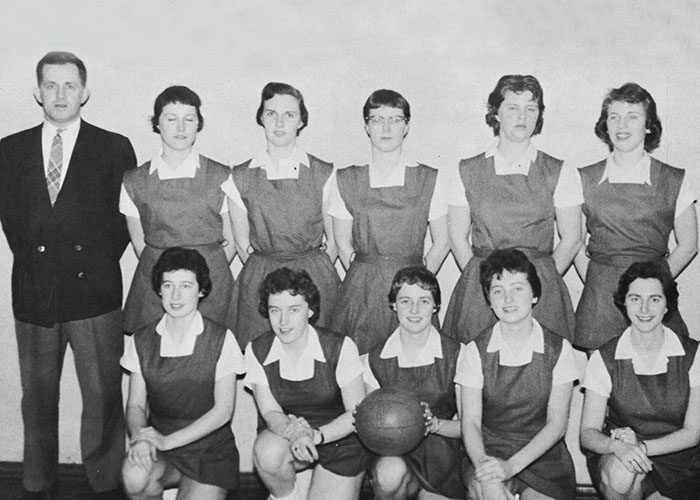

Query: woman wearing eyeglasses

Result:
[327,89,450,354]
[222,82,340,347]
[443,74,582,345]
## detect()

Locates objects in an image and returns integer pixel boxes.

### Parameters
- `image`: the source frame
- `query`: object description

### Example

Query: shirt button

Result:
[74,245,82,251]
[77,272,85,279]
[37,245,45,252]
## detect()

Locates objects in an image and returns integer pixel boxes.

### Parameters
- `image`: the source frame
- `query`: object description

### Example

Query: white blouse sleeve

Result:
[326,170,353,219]
[336,337,364,387]
[120,335,141,373]
[428,168,449,221]
[553,161,584,208]
[243,342,270,389]
[552,339,579,385]
[675,174,697,219]
[582,350,612,398]
[220,174,247,213]
[453,341,483,389]
[214,330,246,381]
[119,183,140,218]
[689,348,700,388]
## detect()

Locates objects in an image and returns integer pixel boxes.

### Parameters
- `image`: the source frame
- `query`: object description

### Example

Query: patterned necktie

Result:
[46,128,65,205]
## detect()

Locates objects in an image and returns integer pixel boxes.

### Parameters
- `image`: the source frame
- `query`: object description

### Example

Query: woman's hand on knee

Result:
[610,439,652,474]
[476,479,518,500]
[474,456,513,482]
[127,440,157,470]
[290,432,318,463]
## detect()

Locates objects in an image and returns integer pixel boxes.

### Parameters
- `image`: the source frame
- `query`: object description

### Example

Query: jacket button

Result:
[37,245,45,252]
[74,245,82,251]
[77,272,85,279]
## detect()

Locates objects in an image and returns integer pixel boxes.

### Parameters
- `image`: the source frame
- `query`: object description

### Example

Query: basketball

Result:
[355,387,425,455]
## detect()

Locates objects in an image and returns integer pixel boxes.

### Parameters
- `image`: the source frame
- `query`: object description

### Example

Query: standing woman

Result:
[574,83,697,350]
[363,266,465,500]
[246,268,367,500]
[222,82,339,346]
[457,249,578,500]
[444,74,582,344]
[329,89,450,354]
[580,261,700,500]
[121,86,235,334]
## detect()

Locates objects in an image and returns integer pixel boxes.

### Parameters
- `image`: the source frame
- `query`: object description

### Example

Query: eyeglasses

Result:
[366,115,407,126]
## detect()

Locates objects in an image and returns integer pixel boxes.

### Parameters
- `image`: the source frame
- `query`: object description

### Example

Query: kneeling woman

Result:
[456,248,578,500]
[245,268,367,500]
[363,266,466,499]
[121,247,245,499]
[580,261,700,500]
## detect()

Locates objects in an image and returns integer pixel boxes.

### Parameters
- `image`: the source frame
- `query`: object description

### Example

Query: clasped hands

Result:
[127,426,167,470]
[283,414,319,463]
[610,426,652,474]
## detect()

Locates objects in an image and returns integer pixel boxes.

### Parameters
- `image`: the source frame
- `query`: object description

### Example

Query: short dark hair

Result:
[479,248,542,305]
[613,260,678,322]
[151,85,204,133]
[388,266,441,310]
[151,247,212,299]
[485,75,545,136]
[363,89,411,123]
[36,51,87,87]
[258,267,320,324]
[255,82,309,134]
[594,83,662,153]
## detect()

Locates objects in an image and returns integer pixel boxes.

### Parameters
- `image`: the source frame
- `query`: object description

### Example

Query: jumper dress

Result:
[330,164,437,354]
[230,155,339,346]
[122,156,235,333]
[250,327,368,476]
[586,332,700,499]
[575,159,688,349]
[470,325,577,500]
[134,316,239,490]
[367,333,465,499]
[443,152,575,344]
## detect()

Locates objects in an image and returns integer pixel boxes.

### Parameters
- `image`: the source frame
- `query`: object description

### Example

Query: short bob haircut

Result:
[613,260,678,322]
[151,85,204,133]
[388,266,441,310]
[255,82,309,134]
[151,247,212,299]
[479,248,542,305]
[258,267,320,324]
[36,51,87,87]
[362,89,411,124]
[594,83,662,153]
[485,75,545,136]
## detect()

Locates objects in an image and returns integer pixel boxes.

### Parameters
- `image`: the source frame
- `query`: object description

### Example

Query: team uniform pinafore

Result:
[247,327,368,476]
[365,328,466,499]
[443,151,575,344]
[330,163,438,354]
[584,329,700,499]
[122,156,235,333]
[575,158,688,349]
[225,153,339,346]
[456,321,578,500]
[132,316,241,490]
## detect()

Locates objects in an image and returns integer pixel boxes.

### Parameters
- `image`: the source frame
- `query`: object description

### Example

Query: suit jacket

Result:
[0,120,136,327]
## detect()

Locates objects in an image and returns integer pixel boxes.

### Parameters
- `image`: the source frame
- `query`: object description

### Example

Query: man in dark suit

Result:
[0,51,136,499]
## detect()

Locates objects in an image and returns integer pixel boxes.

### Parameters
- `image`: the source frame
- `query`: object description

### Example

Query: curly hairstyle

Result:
[613,260,678,323]
[258,267,320,324]
[485,74,544,136]
[151,247,212,299]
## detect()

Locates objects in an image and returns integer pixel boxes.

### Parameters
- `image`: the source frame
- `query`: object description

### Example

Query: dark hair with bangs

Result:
[479,248,541,305]
[362,89,411,123]
[388,266,441,310]
[258,267,320,324]
[594,83,662,152]
[485,74,545,136]
[256,82,309,134]
[613,260,678,323]
[151,85,204,133]
[151,247,212,299]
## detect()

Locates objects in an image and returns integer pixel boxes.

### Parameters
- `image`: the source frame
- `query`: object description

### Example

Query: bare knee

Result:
[121,458,162,499]
[253,430,294,476]
[371,457,411,496]
[599,455,643,498]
